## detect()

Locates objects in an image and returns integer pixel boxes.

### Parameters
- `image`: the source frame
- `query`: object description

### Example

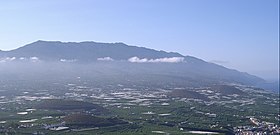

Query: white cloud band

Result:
[128,57,184,63]
[97,57,114,61]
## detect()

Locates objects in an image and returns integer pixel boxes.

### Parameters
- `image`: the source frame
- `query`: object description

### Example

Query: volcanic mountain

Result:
[0,40,266,88]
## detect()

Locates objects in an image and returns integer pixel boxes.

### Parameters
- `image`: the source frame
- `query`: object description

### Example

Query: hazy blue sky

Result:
[0,0,279,80]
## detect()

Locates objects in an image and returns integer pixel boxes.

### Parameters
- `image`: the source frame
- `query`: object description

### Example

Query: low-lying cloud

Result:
[0,57,16,63]
[97,57,114,61]
[128,57,184,63]
[30,57,39,62]
[60,59,77,63]
[0,57,40,63]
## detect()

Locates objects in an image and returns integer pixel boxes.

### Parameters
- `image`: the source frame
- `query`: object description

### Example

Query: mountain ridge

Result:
[0,40,183,61]
[0,40,268,89]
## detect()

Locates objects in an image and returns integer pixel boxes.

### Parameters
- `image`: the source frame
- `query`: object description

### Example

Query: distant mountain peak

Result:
[33,40,63,44]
